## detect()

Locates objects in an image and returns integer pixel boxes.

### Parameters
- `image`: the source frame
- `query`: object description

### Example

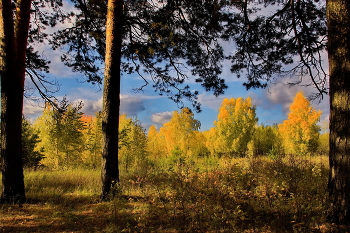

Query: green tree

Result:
[278,92,321,156]
[21,117,45,169]
[206,97,258,157]
[247,124,282,157]
[0,117,45,169]
[118,115,148,173]
[34,100,85,168]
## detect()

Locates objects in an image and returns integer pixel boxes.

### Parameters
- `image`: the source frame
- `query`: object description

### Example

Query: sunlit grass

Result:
[24,168,101,203]
[0,155,337,232]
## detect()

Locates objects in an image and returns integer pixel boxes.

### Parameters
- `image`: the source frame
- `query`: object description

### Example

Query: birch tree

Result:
[159,107,201,156]
[206,97,258,157]
[278,92,321,156]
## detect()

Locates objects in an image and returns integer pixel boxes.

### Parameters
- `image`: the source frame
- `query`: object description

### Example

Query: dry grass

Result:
[0,155,345,232]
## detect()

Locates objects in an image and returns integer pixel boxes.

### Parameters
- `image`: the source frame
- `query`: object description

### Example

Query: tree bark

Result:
[100,0,123,201]
[0,0,32,203]
[327,0,350,225]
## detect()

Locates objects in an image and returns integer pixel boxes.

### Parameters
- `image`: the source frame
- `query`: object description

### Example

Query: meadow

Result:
[1,154,339,232]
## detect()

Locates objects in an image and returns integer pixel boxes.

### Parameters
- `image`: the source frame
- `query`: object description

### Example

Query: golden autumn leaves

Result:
[32,91,322,169]
[148,91,322,158]
[206,97,258,157]
[278,92,322,156]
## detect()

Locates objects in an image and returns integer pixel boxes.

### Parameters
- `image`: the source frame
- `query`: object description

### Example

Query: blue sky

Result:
[23,1,330,132]
[23,52,330,132]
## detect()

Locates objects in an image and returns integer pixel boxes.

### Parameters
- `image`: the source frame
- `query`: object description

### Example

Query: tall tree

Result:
[0,0,71,203]
[100,0,123,201]
[33,101,85,168]
[53,0,229,199]
[327,0,350,225]
[0,0,32,203]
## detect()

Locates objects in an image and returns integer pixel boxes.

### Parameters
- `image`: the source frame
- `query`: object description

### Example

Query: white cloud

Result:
[75,97,103,115]
[120,94,146,116]
[197,93,224,110]
[68,87,102,100]
[253,78,330,125]
[151,111,173,125]
[71,94,146,116]
[263,82,300,114]
[23,102,45,119]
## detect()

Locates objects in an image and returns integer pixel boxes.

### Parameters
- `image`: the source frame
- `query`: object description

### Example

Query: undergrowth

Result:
[1,155,333,232]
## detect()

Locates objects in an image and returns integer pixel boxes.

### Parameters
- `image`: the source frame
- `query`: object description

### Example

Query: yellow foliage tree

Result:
[190,131,210,157]
[81,113,103,169]
[206,97,258,157]
[278,92,322,155]
[147,125,167,159]
[159,107,201,156]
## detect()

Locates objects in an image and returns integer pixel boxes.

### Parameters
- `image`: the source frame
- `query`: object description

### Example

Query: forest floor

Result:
[0,155,348,232]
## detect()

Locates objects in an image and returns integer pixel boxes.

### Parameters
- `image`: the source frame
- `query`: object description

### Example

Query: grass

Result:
[0,155,342,232]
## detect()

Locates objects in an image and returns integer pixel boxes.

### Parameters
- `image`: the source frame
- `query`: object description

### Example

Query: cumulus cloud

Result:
[252,78,330,126]
[73,94,146,116]
[120,94,146,115]
[197,93,224,110]
[75,97,102,115]
[151,111,173,125]
[23,103,45,119]
[263,82,301,114]
[263,79,329,117]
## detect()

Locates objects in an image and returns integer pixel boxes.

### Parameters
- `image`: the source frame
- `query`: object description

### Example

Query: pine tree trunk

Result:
[327,0,350,225]
[0,0,32,203]
[100,0,123,201]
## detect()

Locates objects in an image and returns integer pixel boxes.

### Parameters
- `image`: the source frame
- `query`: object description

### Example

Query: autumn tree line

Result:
[19,92,327,170]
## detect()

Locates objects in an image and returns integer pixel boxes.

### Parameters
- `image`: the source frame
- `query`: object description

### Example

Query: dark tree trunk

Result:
[0,0,32,203]
[100,0,123,201]
[327,0,350,225]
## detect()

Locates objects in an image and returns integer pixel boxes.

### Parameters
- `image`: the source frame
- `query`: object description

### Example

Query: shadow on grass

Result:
[0,193,348,233]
